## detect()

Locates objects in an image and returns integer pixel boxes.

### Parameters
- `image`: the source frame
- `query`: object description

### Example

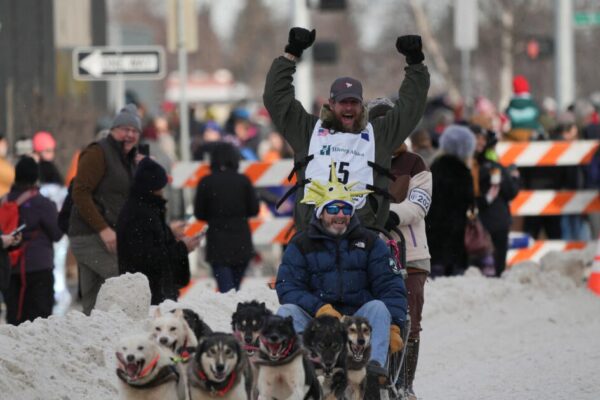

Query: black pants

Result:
[523,216,562,240]
[6,269,54,325]
[490,229,509,277]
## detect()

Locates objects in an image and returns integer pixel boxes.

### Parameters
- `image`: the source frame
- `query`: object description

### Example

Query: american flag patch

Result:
[318,128,329,136]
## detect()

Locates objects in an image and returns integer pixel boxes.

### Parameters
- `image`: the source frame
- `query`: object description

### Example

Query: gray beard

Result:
[322,221,348,236]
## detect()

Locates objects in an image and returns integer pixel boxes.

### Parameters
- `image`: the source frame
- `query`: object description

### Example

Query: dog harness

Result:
[116,362,180,389]
[277,124,395,213]
[191,368,238,397]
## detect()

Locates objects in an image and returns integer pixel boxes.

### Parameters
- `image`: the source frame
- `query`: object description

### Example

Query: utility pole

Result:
[555,0,575,111]
[177,0,193,215]
[454,0,478,114]
[293,0,313,111]
[177,0,191,164]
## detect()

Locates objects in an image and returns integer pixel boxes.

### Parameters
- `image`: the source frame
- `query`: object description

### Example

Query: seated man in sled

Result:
[275,163,407,399]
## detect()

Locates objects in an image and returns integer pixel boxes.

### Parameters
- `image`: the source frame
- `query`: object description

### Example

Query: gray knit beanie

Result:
[439,124,476,161]
[110,104,142,132]
[366,97,395,122]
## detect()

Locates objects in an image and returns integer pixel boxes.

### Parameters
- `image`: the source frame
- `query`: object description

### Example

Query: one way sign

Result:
[73,46,166,81]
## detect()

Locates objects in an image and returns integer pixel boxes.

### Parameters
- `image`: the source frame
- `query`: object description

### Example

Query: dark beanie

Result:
[15,156,39,185]
[111,104,142,132]
[133,157,168,192]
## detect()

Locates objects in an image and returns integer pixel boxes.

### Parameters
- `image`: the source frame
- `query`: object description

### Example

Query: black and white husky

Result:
[181,308,213,342]
[187,332,253,400]
[115,334,186,400]
[303,316,348,400]
[342,316,372,400]
[255,315,322,400]
[231,300,273,356]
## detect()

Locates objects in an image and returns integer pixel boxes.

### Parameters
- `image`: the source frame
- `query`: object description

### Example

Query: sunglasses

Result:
[324,204,353,216]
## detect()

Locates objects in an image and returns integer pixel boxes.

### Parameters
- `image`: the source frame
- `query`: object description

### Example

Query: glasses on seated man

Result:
[324,203,353,216]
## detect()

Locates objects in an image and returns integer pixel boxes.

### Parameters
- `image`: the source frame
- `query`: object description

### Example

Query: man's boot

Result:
[403,338,420,400]
[365,360,388,400]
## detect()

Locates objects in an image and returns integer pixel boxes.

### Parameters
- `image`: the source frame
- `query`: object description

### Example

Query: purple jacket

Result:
[8,186,63,273]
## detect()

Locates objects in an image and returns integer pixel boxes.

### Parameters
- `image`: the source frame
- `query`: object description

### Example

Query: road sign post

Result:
[72,46,165,81]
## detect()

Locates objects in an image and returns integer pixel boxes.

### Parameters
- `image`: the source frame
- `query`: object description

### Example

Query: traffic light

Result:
[313,41,338,63]
[525,36,554,60]
[307,0,347,11]
[319,0,347,10]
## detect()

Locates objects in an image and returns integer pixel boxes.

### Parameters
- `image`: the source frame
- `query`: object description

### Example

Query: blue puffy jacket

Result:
[276,216,407,326]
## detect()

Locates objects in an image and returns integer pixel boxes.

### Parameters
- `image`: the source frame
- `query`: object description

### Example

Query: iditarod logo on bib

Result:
[319,145,365,157]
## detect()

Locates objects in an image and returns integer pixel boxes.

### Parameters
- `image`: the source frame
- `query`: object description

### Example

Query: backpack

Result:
[0,189,37,267]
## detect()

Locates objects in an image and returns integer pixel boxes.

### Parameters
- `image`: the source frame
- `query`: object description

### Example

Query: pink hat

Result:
[512,75,530,95]
[32,131,56,152]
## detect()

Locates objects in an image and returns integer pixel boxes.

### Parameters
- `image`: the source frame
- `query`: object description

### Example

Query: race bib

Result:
[305,121,376,209]
[408,188,431,212]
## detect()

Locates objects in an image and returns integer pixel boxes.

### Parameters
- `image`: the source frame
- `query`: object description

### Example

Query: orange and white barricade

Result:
[496,140,599,167]
[172,159,295,189]
[589,235,600,296]
[510,190,600,216]
[185,217,295,245]
[506,240,587,267]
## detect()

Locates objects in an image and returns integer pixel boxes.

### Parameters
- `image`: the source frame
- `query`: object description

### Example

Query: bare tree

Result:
[227,0,285,96]
[408,0,460,101]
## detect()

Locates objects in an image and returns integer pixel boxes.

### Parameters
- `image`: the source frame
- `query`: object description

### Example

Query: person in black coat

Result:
[117,158,199,305]
[426,125,476,277]
[5,156,63,324]
[472,127,521,277]
[194,142,259,292]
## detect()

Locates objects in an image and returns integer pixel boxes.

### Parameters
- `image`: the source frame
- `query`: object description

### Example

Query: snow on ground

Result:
[0,253,599,400]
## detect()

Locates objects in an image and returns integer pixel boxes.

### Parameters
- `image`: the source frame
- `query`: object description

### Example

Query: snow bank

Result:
[0,260,599,400]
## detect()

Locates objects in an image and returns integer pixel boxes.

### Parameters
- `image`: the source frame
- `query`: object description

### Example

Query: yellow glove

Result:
[389,324,404,353]
[315,304,342,319]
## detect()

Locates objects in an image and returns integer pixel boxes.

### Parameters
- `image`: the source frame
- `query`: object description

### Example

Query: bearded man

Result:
[263,27,430,232]
[275,171,407,400]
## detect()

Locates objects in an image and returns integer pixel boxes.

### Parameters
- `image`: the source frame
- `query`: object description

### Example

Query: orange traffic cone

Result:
[588,235,600,296]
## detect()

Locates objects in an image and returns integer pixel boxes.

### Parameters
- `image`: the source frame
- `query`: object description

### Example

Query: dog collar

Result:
[174,346,195,363]
[194,368,238,397]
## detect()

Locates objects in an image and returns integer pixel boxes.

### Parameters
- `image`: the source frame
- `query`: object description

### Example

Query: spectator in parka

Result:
[368,98,431,400]
[505,75,543,141]
[426,125,476,277]
[472,126,520,277]
[263,27,430,232]
[5,156,63,324]
[69,104,142,314]
[194,142,259,292]
[117,158,199,305]
[276,167,407,400]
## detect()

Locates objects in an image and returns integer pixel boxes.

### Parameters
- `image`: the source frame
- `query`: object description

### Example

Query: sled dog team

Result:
[115,300,373,400]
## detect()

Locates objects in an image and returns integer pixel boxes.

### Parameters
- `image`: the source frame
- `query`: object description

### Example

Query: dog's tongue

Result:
[126,363,139,378]
[266,342,282,357]
[351,344,364,359]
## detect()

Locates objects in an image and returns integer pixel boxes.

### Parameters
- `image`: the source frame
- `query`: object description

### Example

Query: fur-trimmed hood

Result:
[319,103,369,133]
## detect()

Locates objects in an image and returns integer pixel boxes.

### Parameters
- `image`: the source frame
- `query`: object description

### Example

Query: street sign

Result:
[73,46,165,81]
[574,12,600,27]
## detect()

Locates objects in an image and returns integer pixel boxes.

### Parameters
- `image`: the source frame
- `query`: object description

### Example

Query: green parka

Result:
[263,56,430,231]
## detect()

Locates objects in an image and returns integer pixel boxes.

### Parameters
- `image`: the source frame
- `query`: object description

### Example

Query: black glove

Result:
[385,211,400,231]
[284,27,316,58]
[396,35,424,65]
